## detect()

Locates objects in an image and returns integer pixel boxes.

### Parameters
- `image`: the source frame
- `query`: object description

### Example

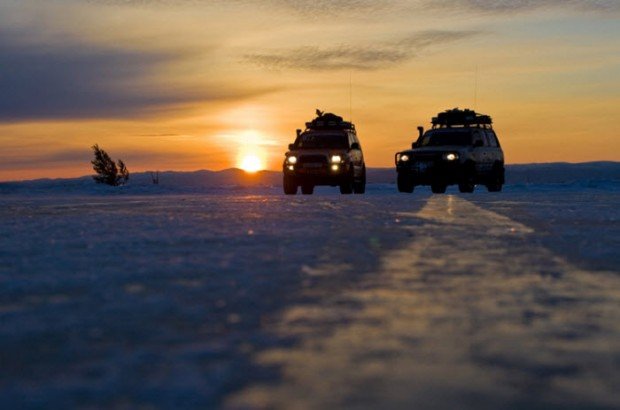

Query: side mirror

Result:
[288,143,295,150]
[417,126,424,138]
[474,140,483,148]
[411,142,419,149]
[350,142,360,150]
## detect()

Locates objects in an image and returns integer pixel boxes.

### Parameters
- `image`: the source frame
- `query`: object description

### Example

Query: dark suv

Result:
[283,111,366,195]
[395,108,504,194]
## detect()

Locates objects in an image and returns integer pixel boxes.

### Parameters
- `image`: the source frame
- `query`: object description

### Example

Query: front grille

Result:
[299,155,328,164]
[413,152,441,161]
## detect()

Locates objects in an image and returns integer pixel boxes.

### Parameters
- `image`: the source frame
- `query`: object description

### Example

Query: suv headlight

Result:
[399,154,410,162]
[287,156,297,164]
[331,155,342,163]
[443,153,459,161]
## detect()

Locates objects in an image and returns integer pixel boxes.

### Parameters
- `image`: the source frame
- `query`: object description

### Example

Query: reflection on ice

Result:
[229,196,619,410]
[414,195,534,235]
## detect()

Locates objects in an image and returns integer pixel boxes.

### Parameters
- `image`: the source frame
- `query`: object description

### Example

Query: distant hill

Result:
[505,162,620,184]
[129,168,281,187]
[367,162,620,185]
[1,162,619,194]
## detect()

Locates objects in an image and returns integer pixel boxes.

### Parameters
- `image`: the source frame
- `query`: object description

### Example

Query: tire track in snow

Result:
[227,195,620,410]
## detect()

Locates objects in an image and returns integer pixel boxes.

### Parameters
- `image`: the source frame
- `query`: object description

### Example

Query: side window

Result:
[472,132,484,147]
[349,133,360,148]
[481,132,491,147]
[486,131,500,147]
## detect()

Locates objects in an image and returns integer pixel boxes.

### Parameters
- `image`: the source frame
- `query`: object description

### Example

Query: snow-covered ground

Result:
[1,183,619,409]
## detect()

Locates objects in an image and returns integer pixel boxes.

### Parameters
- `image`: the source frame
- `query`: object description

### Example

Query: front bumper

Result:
[283,163,352,185]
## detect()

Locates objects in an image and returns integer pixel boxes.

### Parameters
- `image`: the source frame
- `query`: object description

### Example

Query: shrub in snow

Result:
[91,144,129,186]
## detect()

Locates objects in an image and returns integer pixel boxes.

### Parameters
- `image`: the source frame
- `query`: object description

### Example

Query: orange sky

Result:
[1,1,619,181]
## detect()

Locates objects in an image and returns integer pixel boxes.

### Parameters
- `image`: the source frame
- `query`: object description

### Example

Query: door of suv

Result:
[484,130,503,165]
[471,130,490,174]
[348,132,364,176]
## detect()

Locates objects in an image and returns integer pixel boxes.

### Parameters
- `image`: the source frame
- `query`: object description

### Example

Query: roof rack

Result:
[306,112,355,132]
[431,108,493,129]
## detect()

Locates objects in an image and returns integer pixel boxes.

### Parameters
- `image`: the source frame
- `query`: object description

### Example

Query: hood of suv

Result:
[286,149,348,158]
[400,146,467,157]
[413,146,468,154]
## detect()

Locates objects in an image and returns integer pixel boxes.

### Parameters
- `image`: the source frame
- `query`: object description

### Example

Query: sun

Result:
[239,154,263,173]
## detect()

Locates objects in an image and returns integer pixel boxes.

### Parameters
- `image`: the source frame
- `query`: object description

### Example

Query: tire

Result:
[397,173,414,193]
[301,184,314,195]
[339,180,353,194]
[486,184,502,192]
[486,164,504,192]
[353,166,366,194]
[431,183,447,194]
[458,164,476,193]
[283,175,297,195]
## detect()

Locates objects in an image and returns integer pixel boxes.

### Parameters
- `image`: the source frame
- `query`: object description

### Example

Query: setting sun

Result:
[239,154,263,173]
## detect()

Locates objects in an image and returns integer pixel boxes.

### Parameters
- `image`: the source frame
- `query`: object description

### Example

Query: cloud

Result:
[0,146,213,171]
[92,0,394,14]
[0,26,275,121]
[89,0,620,15]
[264,0,394,15]
[244,30,482,71]
[0,149,91,170]
[421,0,620,14]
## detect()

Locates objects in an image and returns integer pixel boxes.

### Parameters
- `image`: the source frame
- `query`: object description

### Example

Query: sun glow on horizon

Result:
[229,129,273,173]
[238,154,264,173]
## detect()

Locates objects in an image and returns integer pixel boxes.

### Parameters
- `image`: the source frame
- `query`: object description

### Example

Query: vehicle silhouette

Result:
[283,111,366,195]
[395,108,505,194]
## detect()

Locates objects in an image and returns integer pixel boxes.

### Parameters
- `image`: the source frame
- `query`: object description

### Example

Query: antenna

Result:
[473,64,478,110]
[349,72,352,123]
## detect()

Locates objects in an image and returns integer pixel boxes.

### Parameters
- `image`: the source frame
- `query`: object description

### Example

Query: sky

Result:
[1,0,619,181]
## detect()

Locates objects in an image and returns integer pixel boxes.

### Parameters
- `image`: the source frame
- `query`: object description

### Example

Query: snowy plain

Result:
[1,168,619,409]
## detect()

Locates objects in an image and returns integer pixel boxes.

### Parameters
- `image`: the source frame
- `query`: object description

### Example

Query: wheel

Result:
[353,180,365,194]
[282,175,297,195]
[458,182,475,193]
[397,172,414,193]
[486,164,504,192]
[283,175,297,195]
[353,167,366,194]
[339,180,353,194]
[486,182,502,192]
[458,164,476,193]
[301,184,314,195]
[431,183,447,194]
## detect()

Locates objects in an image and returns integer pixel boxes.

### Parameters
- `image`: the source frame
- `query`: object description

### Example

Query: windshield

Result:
[420,131,472,147]
[295,134,349,149]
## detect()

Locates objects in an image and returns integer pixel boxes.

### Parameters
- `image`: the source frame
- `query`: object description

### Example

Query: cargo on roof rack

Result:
[306,112,355,131]
[431,108,493,129]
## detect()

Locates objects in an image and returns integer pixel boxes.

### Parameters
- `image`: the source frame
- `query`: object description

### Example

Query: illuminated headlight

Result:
[400,154,410,162]
[443,153,459,161]
[330,155,342,163]
[331,164,339,172]
[287,156,297,164]
[287,165,294,171]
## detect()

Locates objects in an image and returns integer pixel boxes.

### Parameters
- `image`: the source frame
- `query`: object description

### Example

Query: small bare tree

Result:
[91,144,129,186]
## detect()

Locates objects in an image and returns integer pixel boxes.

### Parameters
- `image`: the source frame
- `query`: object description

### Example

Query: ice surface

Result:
[0,182,619,409]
